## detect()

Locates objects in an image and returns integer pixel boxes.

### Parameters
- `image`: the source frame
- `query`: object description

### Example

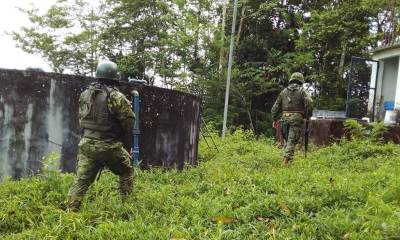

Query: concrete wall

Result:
[0,69,201,179]
[275,119,346,147]
[371,44,400,121]
[276,119,400,147]
[370,57,399,120]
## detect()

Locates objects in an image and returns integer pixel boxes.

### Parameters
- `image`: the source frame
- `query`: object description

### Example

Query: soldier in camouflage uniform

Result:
[271,72,313,165]
[66,61,135,211]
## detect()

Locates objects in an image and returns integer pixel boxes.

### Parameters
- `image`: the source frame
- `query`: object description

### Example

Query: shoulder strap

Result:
[100,84,119,116]
[101,85,111,98]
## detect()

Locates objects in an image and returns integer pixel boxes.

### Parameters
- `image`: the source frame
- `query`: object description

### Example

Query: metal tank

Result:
[0,69,201,179]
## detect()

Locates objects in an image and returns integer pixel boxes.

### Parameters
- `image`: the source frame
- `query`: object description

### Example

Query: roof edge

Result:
[373,42,400,55]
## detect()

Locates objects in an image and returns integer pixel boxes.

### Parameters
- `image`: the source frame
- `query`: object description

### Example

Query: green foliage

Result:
[41,152,61,172]
[344,119,366,139]
[344,119,389,142]
[11,0,108,74]
[294,1,384,110]
[12,0,395,131]
[370,121,388,141]
[1,130,400,239]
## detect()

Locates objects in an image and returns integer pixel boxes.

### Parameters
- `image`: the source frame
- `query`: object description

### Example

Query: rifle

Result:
[280,121,288,146]
[273,121,286,147]
[304,119,309,158]
[96,168,103,182]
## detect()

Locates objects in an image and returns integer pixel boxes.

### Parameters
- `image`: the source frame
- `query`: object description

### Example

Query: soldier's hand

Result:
[272,121,278,129]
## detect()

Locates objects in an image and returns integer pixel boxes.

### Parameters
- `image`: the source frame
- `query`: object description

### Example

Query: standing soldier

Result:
[66,61,135,211]
[271,72,313,165]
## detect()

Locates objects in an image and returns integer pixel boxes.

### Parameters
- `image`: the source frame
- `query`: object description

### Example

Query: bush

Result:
[343,119,366,139]
[344,119,389,142]
[370,121,388,141]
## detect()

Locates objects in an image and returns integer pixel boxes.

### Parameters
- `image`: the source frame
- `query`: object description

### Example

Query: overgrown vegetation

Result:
[1,130,400,239]
[344,119,388,141]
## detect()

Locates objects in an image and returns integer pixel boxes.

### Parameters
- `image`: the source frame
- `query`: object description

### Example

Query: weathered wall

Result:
[383,125,400,143]
[0,69,200,179]
[275,119,400,147]
[275,119,346,147]
[381,57,398,108]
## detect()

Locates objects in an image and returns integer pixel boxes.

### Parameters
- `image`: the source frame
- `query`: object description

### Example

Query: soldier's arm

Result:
[271,93,282,121]
[78,94,84,126]
[108,91,135,149]
[303,91,314,118]
[78,88,93,127]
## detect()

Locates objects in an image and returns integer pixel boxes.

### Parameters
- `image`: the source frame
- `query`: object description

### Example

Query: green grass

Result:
[1,129,400,239]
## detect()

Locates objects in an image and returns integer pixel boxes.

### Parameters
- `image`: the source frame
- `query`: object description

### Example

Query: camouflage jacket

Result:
[79,82,135,149]
[271,83,313,121]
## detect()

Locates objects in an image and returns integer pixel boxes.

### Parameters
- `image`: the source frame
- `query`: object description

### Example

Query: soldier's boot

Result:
[119,173,133,201]
[282,156,290,166]
[65,195,81,212]
[65,178,92,212]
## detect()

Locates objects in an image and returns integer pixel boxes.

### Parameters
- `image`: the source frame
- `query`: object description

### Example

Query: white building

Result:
[368,43,400,122]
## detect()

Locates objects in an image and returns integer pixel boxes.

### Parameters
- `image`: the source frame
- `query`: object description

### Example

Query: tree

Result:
[12,0,396,135]
[12,0,109,75]
[294,0,387,110]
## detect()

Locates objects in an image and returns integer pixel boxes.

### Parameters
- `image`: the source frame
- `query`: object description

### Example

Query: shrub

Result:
[370,121,388,141]
[344,119,389,142]
[343,119,366,139]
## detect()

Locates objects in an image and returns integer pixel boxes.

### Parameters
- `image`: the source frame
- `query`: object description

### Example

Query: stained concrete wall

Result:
[275,119,346,148]
[0,69,200,179]
[276,119,400,147]
[381,57,398,106]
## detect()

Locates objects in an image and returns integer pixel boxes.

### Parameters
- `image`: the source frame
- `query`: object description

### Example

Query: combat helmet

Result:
[95,61,119,81]
[289,72,304,85]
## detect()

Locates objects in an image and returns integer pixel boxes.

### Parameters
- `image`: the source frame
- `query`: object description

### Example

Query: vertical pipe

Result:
[131,90,140,165]
[222,0,239,138]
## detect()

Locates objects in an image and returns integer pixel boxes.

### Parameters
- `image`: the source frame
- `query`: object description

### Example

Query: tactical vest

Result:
[281,84,305,112]
[79,83,122,140]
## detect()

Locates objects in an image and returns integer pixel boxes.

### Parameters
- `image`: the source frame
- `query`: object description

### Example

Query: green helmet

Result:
[95,61,119,80]
[289,72,304,84]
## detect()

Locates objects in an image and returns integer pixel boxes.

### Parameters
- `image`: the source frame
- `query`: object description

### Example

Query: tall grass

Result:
[1,130,399,239]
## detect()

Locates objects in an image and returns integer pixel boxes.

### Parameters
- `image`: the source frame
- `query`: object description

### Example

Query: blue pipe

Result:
[131,90,140,165]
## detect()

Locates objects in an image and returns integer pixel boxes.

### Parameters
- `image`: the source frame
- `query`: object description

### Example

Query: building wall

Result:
[372,57,399,120]
[381,57,398,105]
[0,69,201,180]
[371,45,400,121]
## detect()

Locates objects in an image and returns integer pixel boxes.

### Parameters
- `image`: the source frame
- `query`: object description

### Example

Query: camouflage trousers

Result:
[281,113,304,160]
[66,137,133,211]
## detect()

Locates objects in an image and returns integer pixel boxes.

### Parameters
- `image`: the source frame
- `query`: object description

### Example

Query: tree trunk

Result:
[236,6,246,46]
[218,0,227,72]
[237,90,255,132]
[338,40,347,95]
[247,109,255,132]
[194,6,201,63]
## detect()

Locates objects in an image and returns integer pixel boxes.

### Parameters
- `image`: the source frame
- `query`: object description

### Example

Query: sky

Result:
[0,1,54,72]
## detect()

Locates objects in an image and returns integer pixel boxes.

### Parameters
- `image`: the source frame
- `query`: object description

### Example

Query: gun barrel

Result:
[304,120,309,158]
[128,78,147,85]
